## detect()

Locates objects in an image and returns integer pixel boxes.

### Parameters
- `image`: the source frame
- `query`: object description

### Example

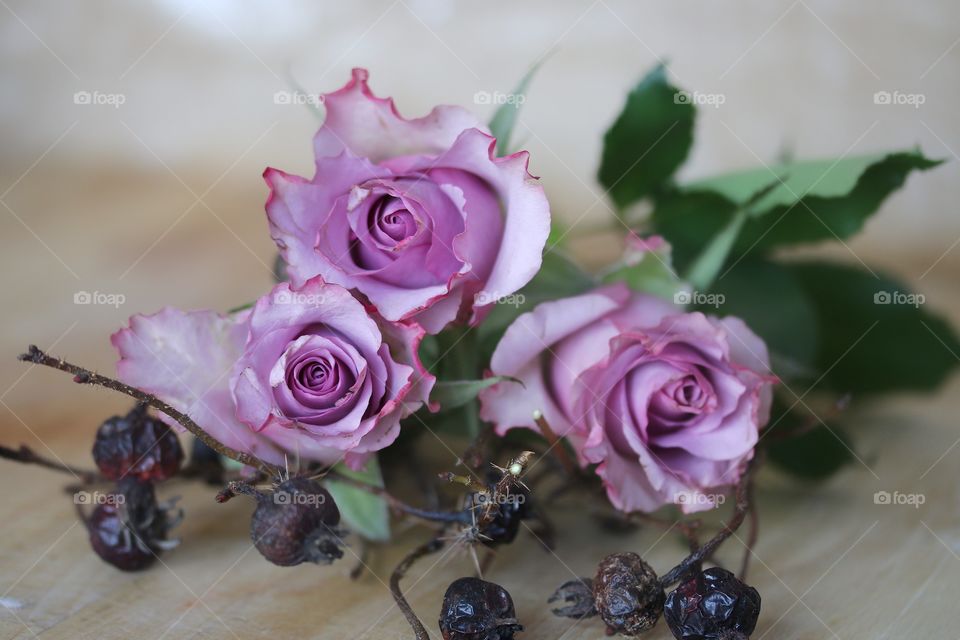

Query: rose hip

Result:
[664,567,761,640]
[250,477,343,566]
[438,577,523,640]
[92,404,183,481]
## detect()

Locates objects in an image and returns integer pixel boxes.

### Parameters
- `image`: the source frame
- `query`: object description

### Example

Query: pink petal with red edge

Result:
[111,307,285,465]
[313,68,487,163]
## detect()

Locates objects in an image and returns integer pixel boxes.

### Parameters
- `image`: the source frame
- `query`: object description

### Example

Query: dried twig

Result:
[18,345,280,478]
[390,536,445,640]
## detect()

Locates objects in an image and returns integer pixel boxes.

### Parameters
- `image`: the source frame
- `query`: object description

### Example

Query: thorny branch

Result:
[19,345,280,478]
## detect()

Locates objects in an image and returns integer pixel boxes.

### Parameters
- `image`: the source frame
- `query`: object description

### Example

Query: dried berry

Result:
[594,552,665,636]
[464,471,532,547]
[92,404,183,481]
[439,577,523,640]
[664,567,761,640]
[86,477,181,571]
[250,477,343,566]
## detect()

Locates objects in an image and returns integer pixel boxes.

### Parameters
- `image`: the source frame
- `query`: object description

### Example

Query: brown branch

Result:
[319,469,468,525]
[390,536,445,640]
[0,444,101,484]
[533,411,578,477]
[19,345,280,478]
[660,458,759,587]
[740,480,759,580]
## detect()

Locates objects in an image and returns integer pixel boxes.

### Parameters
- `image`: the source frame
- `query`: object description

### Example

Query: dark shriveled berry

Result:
[92,404,183,481]
[664,568,761,640]
[439,577,523,640]
[594,552,665,636]
[86,478,181,571]
[250,477,343,566]
[463,471,532,547]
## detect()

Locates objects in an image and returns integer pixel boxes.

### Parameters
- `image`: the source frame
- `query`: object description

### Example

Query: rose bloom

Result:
[265,68,551,334]
[479,283,774,513]
[112,277,433,469]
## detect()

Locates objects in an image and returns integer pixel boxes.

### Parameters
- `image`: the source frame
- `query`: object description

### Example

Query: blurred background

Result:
[2,0,958,381]
[1,2,958,637]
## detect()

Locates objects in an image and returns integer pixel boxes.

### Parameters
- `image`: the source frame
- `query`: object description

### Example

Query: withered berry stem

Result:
[740,480,759,580]
[0,444,102,484]
[319,469,469,524]
[390,536,445,640]
[19,345,280,478]
[659,457,759,587]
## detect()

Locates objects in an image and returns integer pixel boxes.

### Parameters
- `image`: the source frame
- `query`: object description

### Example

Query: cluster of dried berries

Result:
[0,347,765,638]
[550,553,761,638]
[550,552,665,634]
[85,404,184,570]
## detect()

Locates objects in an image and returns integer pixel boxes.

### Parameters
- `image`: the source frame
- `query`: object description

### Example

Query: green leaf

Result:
[489,62,544,156]
[706,258,819,376]
[430,376,523,412]
[601,236,682,300]
[784,261,960,394]
[650,189,739,273]
[325,458,390,542]
[656,151,942,267]
[226,302,254,314]
[767,423,854,480]
[598,64,696,208]
[764,398,853,479]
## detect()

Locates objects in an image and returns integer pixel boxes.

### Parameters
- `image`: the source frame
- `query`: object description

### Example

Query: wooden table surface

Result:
[1,164,957,638]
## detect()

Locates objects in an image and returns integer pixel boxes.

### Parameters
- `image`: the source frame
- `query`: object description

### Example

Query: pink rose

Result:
[265,68,551,334]
[479,283,773,513]
[112,277,433,469]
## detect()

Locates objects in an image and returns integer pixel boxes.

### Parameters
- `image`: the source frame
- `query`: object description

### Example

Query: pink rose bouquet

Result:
[9,61,953,640]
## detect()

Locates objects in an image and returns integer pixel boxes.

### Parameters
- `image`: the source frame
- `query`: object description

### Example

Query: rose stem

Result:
[318,469,469,525]
[533,410,578,476]
[390,536,445,640]
[0,444,101,484]
[462,421,494,470]
[739,481,759,580]
[659,458,758,587]
[18,345,280,478]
